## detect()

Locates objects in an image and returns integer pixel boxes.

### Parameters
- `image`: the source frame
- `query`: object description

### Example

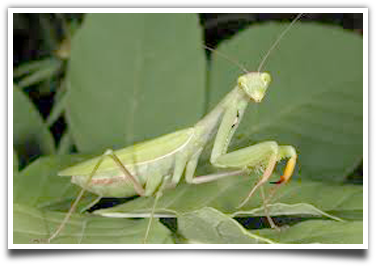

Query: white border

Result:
[8,7,367,251]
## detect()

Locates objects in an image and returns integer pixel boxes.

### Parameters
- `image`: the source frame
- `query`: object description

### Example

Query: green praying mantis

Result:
[45,14,302,244]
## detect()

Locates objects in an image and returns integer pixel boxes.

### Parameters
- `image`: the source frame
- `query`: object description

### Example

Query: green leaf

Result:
[57,131,74,155]
[14,58,56,77]
[232,203,343,222]
[15,57,62,89]
[176,199,362,245]
[209,23,362,182]
[13,84,55,166]
[178,207,275,244]
[46,87,67,127]
[254,220,363,244]
[13,203,173,244]
[14,156,96,211]
[66,13,205,153]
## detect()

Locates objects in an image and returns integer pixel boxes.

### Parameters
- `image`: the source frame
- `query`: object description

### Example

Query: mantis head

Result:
[237,72,272,103]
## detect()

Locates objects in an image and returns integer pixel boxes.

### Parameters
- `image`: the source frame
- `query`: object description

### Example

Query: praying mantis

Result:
[45,14,302,244]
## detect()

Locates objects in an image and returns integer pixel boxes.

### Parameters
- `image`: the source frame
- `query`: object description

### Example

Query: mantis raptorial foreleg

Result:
[187,79,297,208]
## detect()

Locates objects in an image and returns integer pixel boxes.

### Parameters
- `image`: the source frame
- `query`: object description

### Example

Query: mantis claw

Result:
[270,154,297,185]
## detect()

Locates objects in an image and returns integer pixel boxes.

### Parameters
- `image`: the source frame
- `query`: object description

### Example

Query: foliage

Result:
[13,14,363,244]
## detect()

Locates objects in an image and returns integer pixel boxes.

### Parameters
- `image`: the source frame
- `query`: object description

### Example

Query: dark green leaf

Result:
[13,84,55,166]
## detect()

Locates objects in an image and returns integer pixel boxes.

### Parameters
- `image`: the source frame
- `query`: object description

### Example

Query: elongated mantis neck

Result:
[195,83,249,140]
[195,71,271,157]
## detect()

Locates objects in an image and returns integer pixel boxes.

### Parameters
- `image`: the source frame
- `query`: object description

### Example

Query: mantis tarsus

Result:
[45,14,302,244]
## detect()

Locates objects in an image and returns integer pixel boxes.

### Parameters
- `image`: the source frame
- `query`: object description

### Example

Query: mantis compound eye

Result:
[237,76,247,88]
[261,72,272,86]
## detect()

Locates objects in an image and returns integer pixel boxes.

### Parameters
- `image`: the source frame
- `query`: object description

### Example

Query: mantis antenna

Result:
[203,44,249,73]
[257,13,304,72]
[204,13,303,74]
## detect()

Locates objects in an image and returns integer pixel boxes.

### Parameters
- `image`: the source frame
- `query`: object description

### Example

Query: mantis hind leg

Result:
[44,149,144,243]
[143,174,172,244]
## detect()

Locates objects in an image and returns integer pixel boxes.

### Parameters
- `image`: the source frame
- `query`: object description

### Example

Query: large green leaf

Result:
[66,13,205,153]
[208,23,362,182]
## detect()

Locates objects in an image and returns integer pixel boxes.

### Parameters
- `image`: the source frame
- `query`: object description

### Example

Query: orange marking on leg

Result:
[270,155,297,185]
